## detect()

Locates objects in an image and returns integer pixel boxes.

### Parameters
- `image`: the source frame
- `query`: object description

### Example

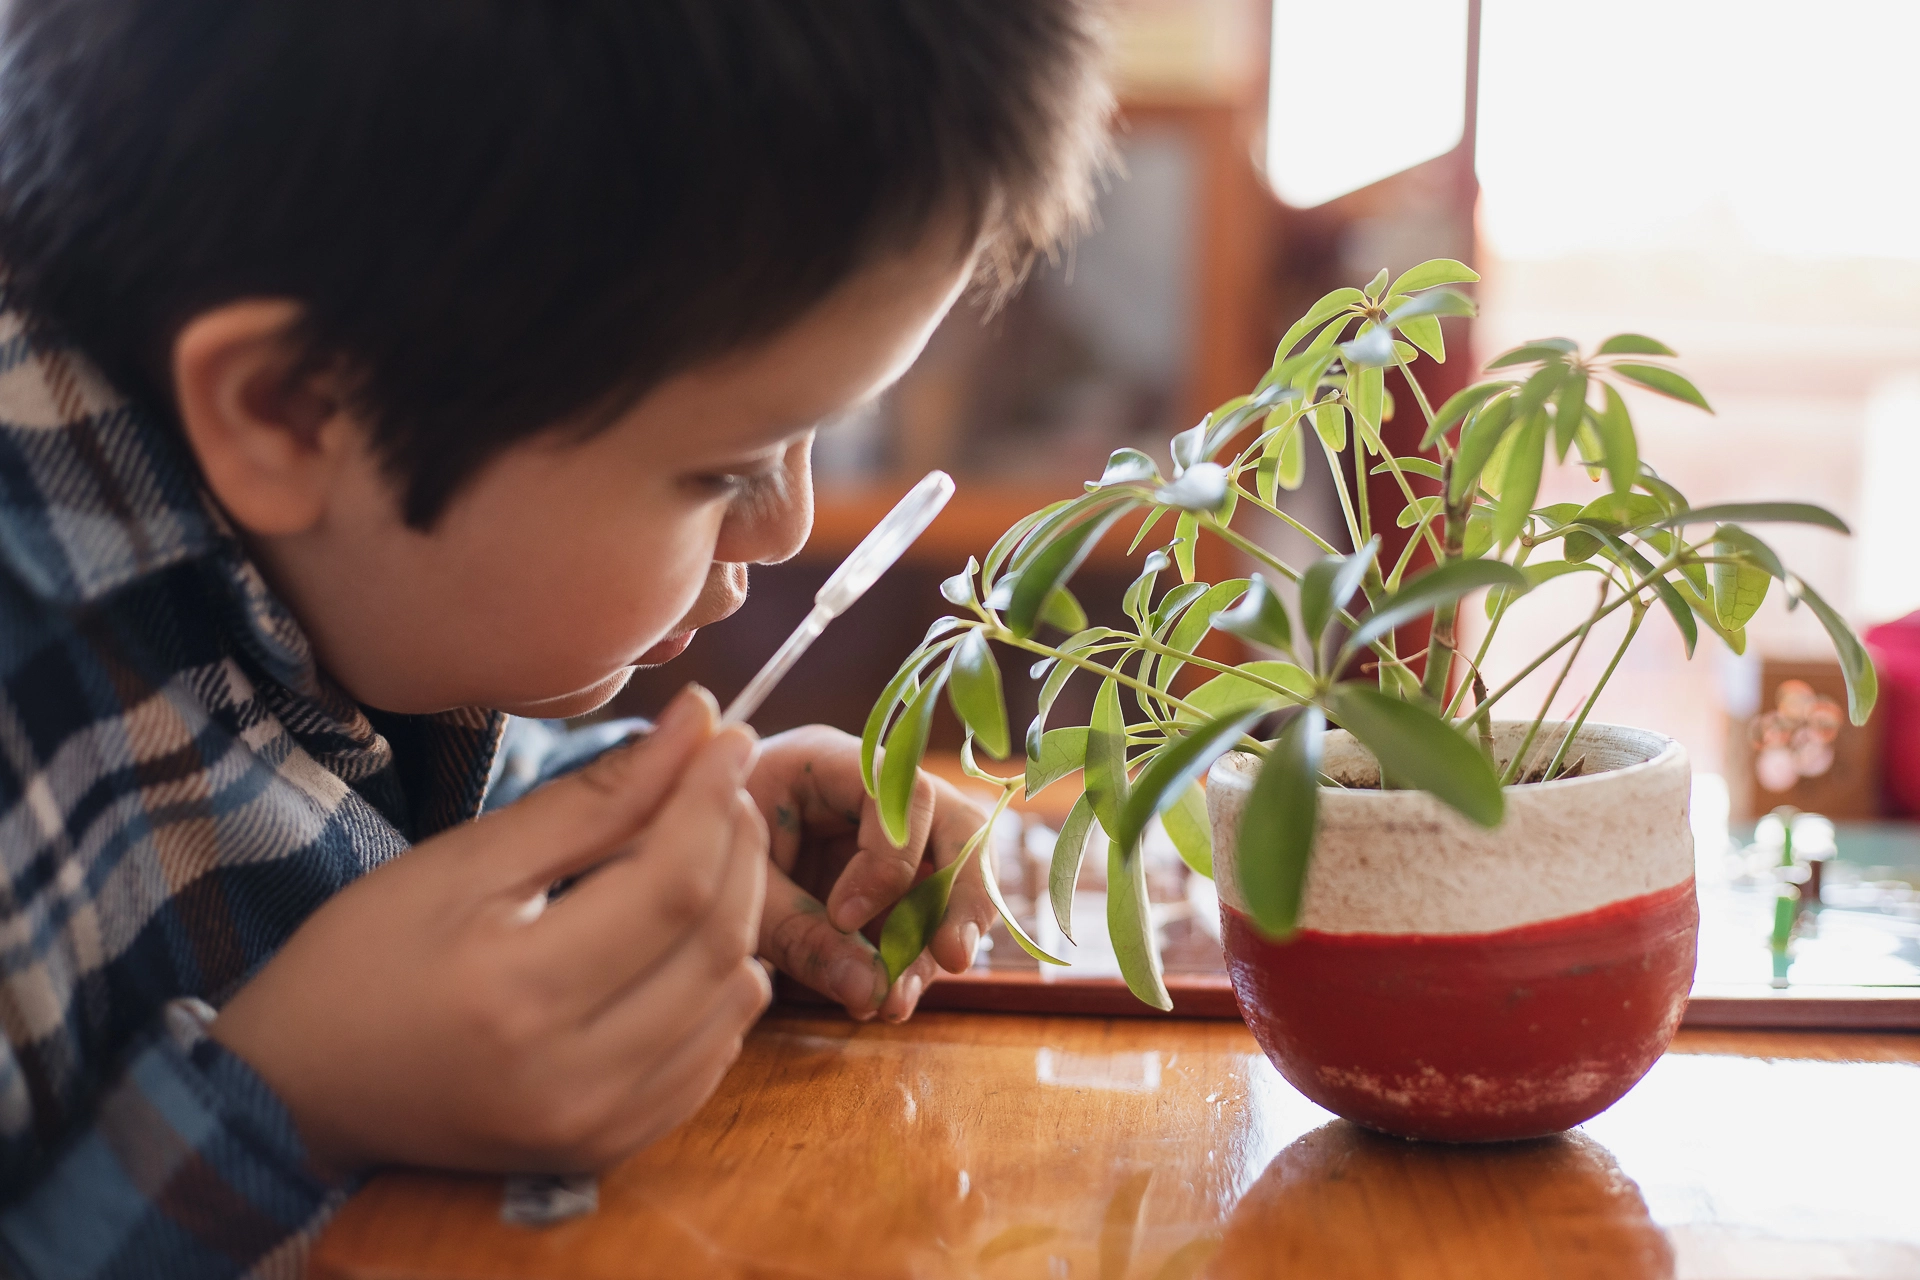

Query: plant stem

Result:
[1316,426,1366,552]
[1198,515,1425,686]
[1460,545,1689,732]
[1499,582,1604,785]
[988,627,1270,759]
[1227,485,1344,557]
[1541,603,1645,781]
[1419,470,1471,705]
[1130,634,1311,704]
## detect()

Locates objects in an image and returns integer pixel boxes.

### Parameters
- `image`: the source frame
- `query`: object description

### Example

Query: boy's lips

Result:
[636,630,696,666]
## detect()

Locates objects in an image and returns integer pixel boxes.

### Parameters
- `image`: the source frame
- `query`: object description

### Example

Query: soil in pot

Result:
[1207,722,1698,1143]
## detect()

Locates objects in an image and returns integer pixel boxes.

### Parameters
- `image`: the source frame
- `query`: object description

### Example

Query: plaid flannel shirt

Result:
[0,289,539,1278]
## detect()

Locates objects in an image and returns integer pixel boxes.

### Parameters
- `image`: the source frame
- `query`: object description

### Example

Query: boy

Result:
[0,2,1111,1275]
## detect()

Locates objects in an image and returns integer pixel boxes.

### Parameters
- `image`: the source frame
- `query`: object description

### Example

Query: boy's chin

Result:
[493,667,638,720]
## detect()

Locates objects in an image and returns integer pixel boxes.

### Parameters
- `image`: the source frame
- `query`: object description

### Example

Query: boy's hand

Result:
[745,726,995,1022]
[211,686,770,1178]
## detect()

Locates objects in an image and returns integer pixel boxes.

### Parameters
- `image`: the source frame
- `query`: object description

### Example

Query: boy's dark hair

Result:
[0,1,1111,525]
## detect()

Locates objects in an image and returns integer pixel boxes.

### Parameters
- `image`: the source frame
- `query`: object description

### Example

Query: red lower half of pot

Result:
[1221,878,1699,1143]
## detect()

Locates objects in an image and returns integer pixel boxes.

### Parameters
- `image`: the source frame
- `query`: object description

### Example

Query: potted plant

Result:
[861,260,1877,1142]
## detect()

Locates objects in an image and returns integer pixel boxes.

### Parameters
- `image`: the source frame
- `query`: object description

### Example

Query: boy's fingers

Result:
[829,768,936,931]
[758,863,888,1017]
[528,725,762,1012]
[877,947,941,1024]
[479,685,721,891]
[928,828,996,976]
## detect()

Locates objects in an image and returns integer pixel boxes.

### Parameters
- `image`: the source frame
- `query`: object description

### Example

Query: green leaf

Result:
[977,810,1069,968]
[1568,521,1699,658]
[1596,333,1676,357]
[1039,585,1088,633]
[1173,511,1200,581]
[1099,448,1160,486]
[1462,506,1495,559]
[1300,539,1379,647]
[1126,504,1170,555]
[1397,495,1444,529]
[948,630,1010,758]
[1341,559,1528,660]
[1397,313,1444,362]
[1612,363,1713,412]
[1671,578,1748,656]
[1422,381,1514,448]
[1493,413,1548,549]
[1711,524,1787,580]
[863,638,960,795]
[1363,267,1390,299]
[1339,325,1397,369]
[1274,288,1363,362]
[939,557,978,607]
[1312,400,1348,452]
[1712,536,1771,629]
[1179,661,1314,720]
[1485,338,1577,369]
[1154,462,1230,513]
[1149,581,1209,638]
[1048,792,1097,941]
[1006,500,1135,638]
[1592,384,1639,495]
[1237,706,1323,937]
[1122,550,1171,627]
[1156,578,1252,690]
[1485,559,1607,618]
[879,654,952,846]
[1448,392,1516,504]
[1513,359,1569,422]
[1328,685,1504,826]
[1785,576,1879,725]
[1389,258,1480,293]
[1211,574,1294,652]
[1116,706,1266,860]
[1161,782,1213,879]
[1083,677,1130,836]
[1552,368,1589,462]
[1107,838,1170,1010]
[1026,727,1089,800]
[1373,456,1445,483]
[1656,502,1850,534]
[983,501,1069,591]
[1559,492,1667,560]
[879,843,968,983]
[1350,363,1386,435]
[1386,286,1476,325]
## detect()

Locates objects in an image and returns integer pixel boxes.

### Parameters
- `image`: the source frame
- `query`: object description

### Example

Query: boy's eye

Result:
[689,460,783,499]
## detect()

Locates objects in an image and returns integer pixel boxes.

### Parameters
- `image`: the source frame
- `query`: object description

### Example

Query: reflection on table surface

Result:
[313,1014,1920,1280]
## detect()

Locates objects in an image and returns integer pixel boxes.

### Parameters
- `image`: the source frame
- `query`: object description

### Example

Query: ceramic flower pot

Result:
[1206,722,1697,1143]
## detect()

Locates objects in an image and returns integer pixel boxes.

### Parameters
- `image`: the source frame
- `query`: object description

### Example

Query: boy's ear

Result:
[171,300,360,537]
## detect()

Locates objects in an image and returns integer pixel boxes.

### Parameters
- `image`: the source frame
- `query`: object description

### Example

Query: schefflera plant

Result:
[863,259,1879,1010]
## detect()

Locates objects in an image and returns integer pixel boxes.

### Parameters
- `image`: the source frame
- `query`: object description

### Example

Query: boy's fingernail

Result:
[886,974,925,1022]
[959,922,981,963]
[658,685,711,734]
[830,956,880,1010]
[836,895,875,929]
[714,728,755,775]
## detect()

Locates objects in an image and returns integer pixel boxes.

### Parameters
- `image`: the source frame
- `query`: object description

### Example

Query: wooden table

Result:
[313,1012,1920,1279]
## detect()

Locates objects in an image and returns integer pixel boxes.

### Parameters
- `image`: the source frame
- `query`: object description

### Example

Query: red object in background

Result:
[1221,881,1698,1143]
[1867,612,1920,816]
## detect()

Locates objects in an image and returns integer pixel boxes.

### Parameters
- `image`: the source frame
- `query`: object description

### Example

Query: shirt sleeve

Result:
[0,999,348,1280]
[483,715,651,812]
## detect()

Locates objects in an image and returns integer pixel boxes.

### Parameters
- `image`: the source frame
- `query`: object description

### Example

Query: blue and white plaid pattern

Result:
[0,291,509,1278]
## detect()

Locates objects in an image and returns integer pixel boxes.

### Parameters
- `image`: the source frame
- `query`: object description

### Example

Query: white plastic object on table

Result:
[721,470,954,726]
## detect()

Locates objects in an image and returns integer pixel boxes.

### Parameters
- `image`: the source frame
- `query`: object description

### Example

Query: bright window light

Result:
[1266,0,1468,209]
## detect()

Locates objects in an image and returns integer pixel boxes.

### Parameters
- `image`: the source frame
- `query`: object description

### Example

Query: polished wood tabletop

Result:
[312,1012,1920,1280]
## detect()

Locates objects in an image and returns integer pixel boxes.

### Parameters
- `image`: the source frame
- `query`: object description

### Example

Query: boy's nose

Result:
[719,438,815,567]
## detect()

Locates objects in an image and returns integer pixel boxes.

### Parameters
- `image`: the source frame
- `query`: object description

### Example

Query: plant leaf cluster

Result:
[859,260,1876,1010]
